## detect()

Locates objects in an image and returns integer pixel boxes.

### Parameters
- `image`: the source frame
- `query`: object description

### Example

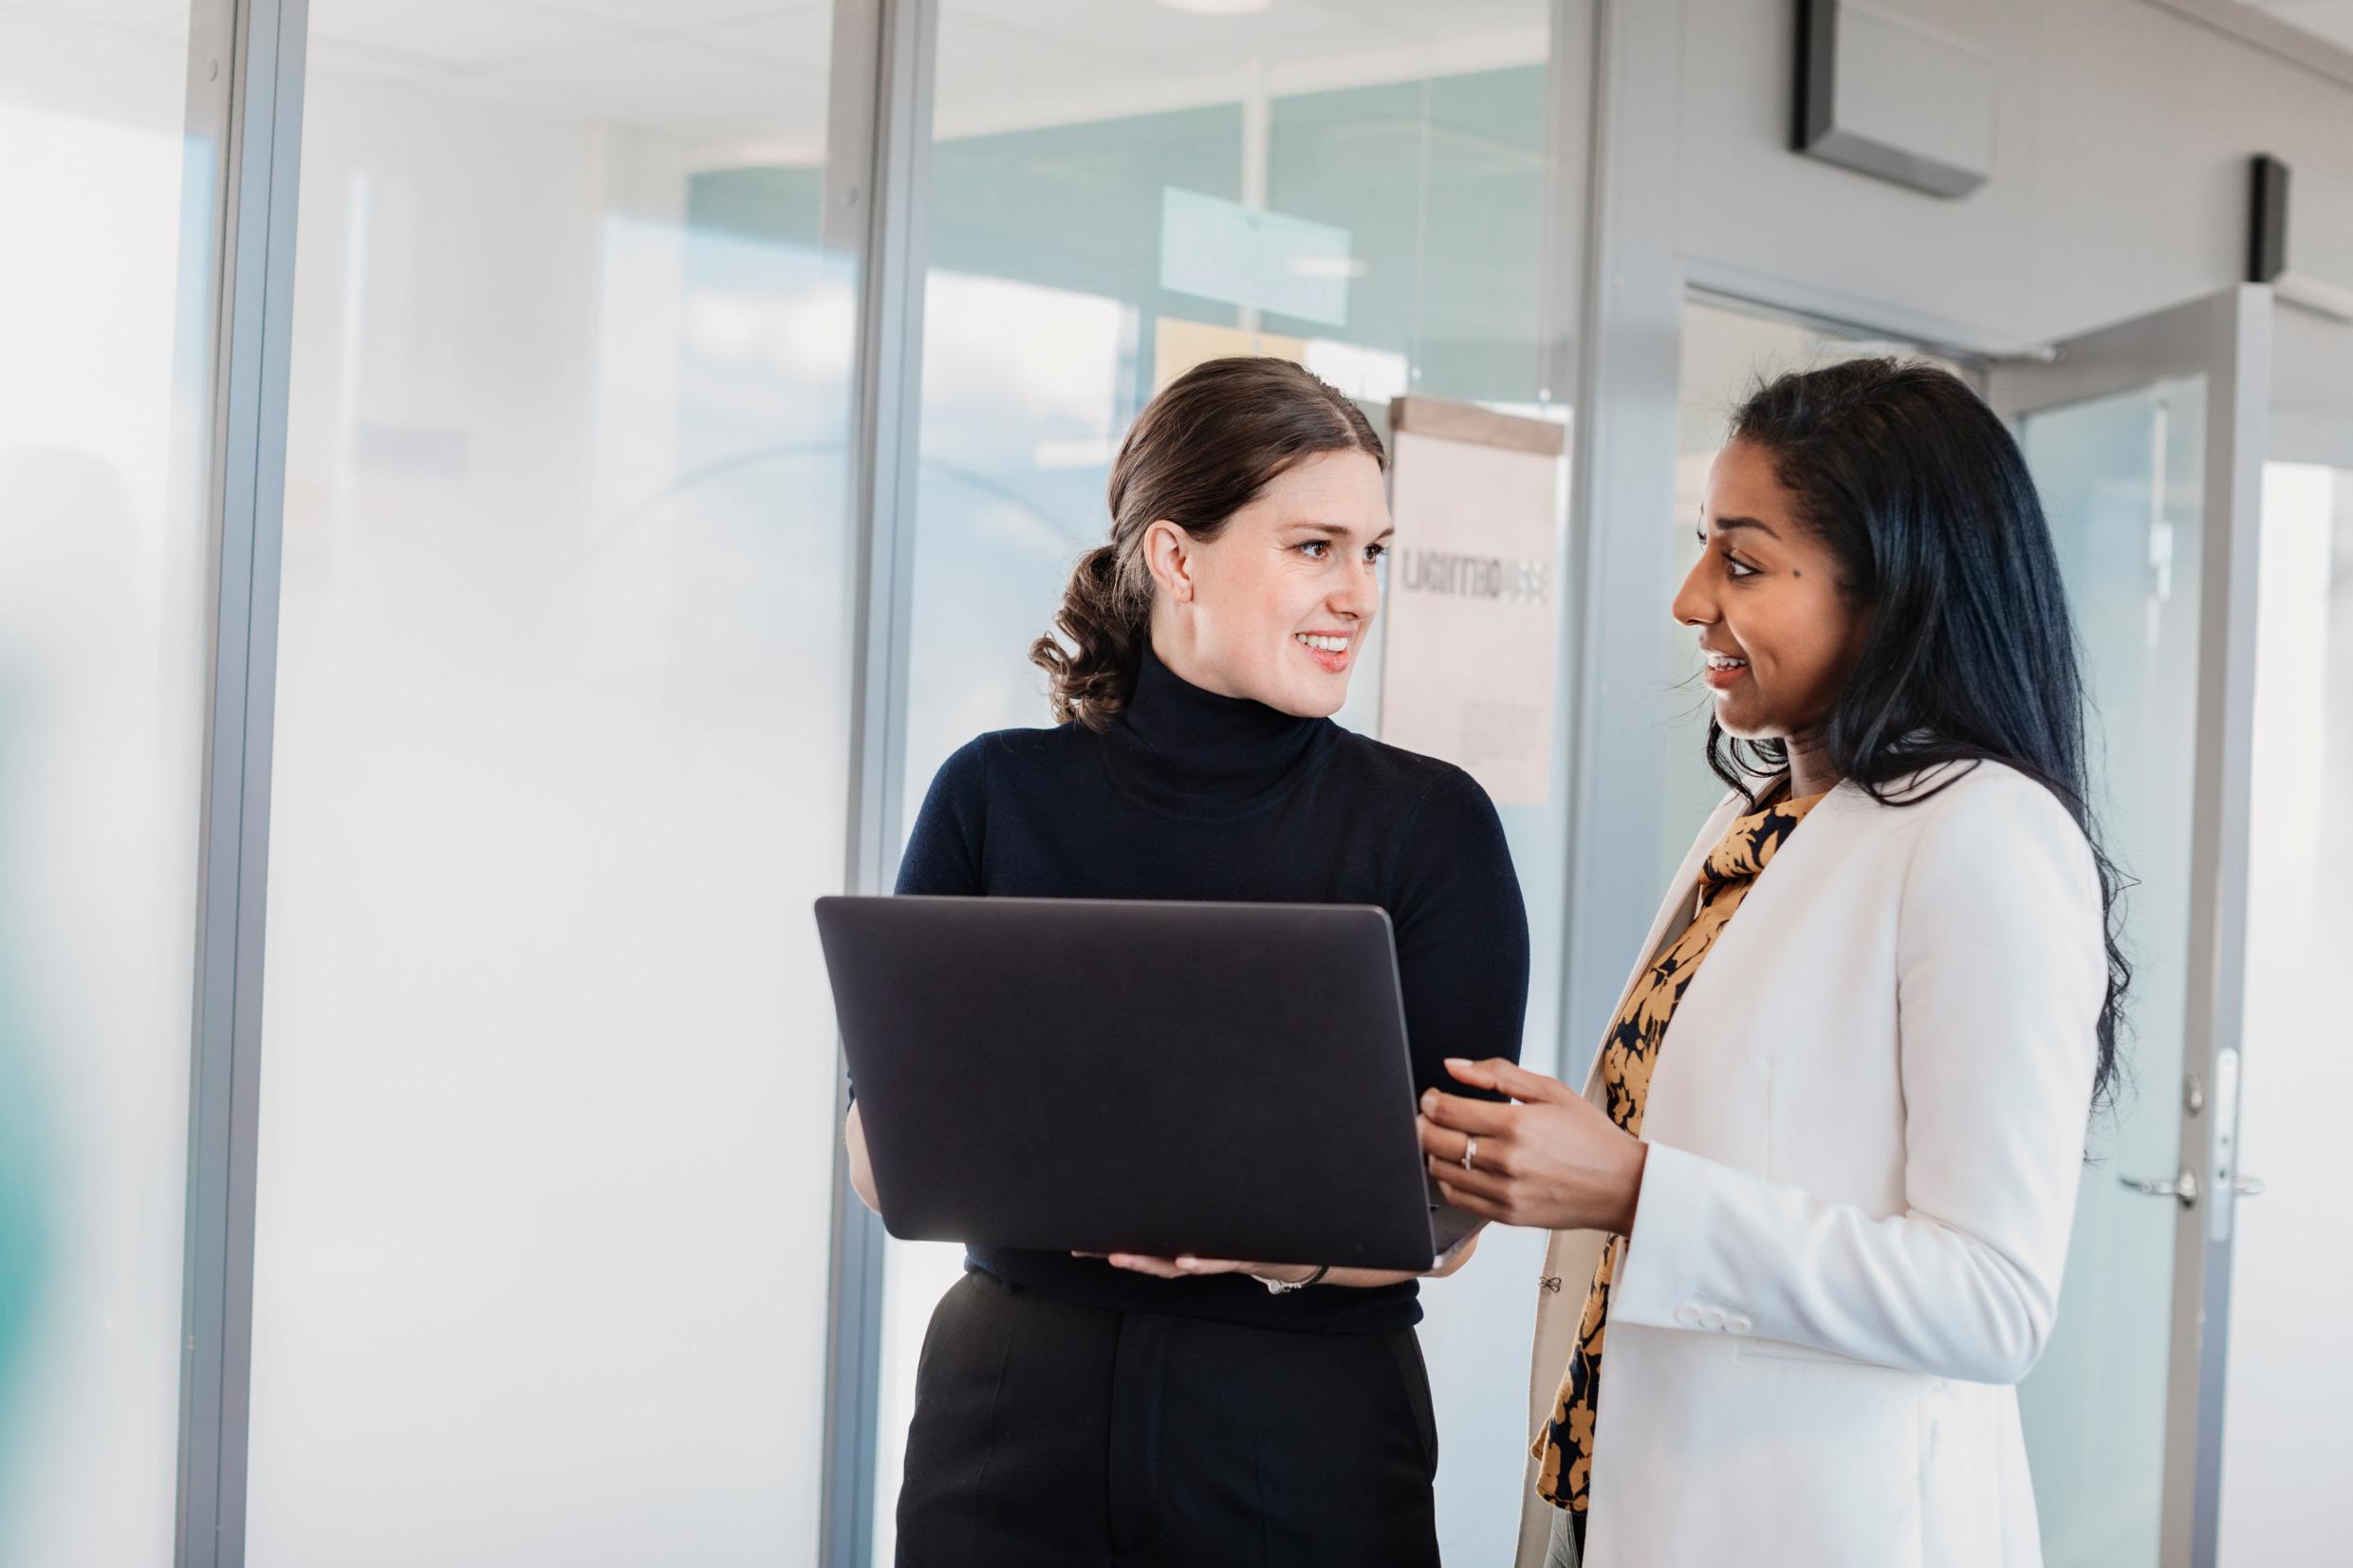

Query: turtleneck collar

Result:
[1106,638,1335,817]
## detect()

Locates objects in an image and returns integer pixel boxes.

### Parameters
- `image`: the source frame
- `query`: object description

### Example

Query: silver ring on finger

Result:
[1462,1136,1478,1173]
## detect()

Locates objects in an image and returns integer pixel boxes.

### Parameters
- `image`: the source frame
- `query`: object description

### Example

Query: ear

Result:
[1142,520,1195,604]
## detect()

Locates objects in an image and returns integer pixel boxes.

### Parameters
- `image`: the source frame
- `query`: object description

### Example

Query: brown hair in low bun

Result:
[1029,356,1385,729]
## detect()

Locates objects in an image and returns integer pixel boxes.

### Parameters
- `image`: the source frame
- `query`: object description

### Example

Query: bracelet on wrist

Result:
[1259,1264,1330,1295]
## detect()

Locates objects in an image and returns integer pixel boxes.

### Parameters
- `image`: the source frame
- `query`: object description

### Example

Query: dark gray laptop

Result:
[814,895,1479,1273]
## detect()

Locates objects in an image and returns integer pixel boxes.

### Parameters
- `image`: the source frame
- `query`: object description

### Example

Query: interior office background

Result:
[0,0,2345,1564]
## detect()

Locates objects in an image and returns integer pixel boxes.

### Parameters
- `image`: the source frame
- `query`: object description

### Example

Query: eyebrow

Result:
[1290,522,1397,543]
[1703,513,1781,541]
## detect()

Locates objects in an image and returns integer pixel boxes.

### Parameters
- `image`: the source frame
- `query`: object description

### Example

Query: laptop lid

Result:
[816,895,1441,1272]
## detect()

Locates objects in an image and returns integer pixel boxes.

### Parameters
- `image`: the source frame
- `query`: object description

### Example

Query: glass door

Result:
[1988,286,2271,1568]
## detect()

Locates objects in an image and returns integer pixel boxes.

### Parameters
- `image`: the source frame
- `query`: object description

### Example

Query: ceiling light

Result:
[1155,0,1275,15]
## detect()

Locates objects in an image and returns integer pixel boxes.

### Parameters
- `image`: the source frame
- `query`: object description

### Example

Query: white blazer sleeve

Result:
[1606,770,2108,1386]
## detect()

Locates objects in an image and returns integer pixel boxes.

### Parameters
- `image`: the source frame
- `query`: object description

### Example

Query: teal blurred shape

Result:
[0,677,58,1520]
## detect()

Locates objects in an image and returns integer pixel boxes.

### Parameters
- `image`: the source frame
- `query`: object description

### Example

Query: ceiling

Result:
[6,0,1547,157]
[27,0,2353,152]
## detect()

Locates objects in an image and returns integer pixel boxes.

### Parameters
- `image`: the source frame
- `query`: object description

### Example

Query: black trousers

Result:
[897,1269,1442,1567]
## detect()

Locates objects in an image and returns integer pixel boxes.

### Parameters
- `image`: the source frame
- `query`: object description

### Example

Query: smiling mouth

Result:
[1294,631,1353,671]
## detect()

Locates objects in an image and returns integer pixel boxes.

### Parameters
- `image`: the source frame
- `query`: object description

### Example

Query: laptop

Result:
[814,895,1481,1273]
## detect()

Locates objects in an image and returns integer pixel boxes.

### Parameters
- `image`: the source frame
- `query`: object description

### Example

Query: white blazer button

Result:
[1724,1315,1751,1335]
[1675,1303,1703,1326]
[1699,1307,1727,1331]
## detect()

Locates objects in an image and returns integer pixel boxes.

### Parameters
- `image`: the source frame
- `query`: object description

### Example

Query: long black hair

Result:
[1715,358,2128,1114]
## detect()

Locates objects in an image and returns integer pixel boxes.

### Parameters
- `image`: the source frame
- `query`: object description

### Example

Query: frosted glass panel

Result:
[876,6,1569,1564]
[0,5,215,1564]
[2015,377,2207,1568]
[245,9,856,1563]
[0,4,219,1563]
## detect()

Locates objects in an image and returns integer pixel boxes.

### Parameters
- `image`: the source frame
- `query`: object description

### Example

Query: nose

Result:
[1671,550,1716,628]
[1332,556,1381,622]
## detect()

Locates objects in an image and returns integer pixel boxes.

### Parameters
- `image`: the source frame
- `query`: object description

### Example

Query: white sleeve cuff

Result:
[1610,1140,1751,1336]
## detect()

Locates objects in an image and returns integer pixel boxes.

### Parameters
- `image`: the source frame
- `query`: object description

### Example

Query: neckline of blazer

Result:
[1578,776,1891,1102]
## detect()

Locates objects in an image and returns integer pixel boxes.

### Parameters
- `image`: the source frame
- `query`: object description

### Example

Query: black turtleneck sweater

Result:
[894,641,1530,1333]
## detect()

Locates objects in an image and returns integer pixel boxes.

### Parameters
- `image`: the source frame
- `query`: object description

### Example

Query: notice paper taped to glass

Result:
[1378,397,1566,808]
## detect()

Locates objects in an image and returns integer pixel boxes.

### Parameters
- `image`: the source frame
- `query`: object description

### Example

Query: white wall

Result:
[2273,300,2353,465]
[1677,0,2353,345]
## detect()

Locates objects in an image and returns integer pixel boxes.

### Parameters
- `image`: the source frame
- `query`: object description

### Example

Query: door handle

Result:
[2120,1169,2198,1207]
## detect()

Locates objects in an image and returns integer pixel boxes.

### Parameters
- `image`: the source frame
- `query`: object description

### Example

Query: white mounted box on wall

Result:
[1794,0,1994,198]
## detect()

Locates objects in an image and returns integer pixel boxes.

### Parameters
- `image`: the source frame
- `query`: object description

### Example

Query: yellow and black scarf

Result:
[1533,788,1827,1540]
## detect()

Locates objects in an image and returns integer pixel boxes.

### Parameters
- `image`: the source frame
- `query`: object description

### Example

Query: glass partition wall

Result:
[878,5,1581,1562]
[0,4,227,1563]
[53,2,1595,1560]
[201,2,1587,1561]
[19,2,1588,1560]
[22,7,2349,1567]
[244,4,862,1563]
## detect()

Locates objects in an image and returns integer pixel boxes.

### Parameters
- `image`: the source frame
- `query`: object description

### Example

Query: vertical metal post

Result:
[1529,0,1596,1081]
[1556,0,1687,1070]
[175,0,307,1565]
[823,0,936,1562]
[2174,283,2271,1568]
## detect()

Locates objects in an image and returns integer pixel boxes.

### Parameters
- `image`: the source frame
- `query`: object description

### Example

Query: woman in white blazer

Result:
[1417,360,2123,1568]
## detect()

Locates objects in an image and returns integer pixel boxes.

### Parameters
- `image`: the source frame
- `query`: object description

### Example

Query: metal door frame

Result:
[176,3,307,1562]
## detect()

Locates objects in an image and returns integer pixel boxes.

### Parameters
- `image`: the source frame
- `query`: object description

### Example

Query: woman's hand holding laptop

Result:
[1415,1056,1649,1235]
[1087,1226,1483,1287]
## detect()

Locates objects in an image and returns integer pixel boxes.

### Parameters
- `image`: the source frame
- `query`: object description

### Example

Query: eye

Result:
[1723,552,1759,581]
[1296,540,1330,561]
[1364,543,1389,564]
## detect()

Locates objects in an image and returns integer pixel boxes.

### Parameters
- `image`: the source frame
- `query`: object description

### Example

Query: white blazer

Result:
[1515,760,2106,1568]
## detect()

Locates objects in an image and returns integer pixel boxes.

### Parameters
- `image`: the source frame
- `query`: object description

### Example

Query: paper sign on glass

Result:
[1377,397,1566,808]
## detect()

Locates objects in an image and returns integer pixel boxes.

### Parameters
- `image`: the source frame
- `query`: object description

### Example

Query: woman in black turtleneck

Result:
[846,357,1530,1566]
